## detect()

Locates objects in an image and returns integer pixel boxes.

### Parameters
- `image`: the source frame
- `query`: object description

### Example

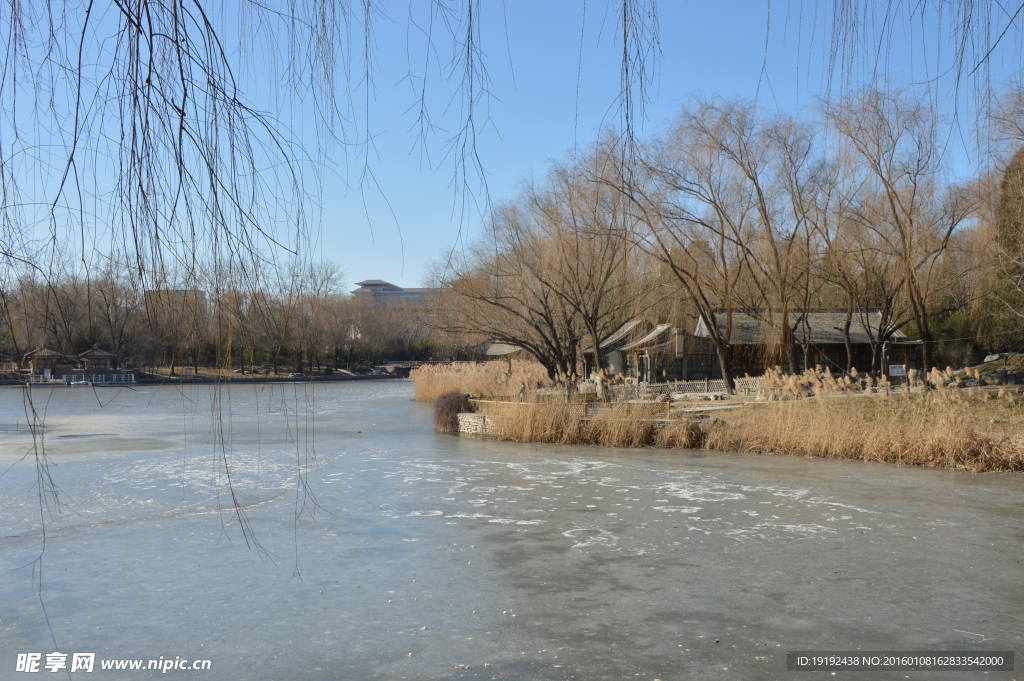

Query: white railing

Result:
[670,379,730,394]
[608,379,730,400]
[61,373,136,385]
[733,376,762,391]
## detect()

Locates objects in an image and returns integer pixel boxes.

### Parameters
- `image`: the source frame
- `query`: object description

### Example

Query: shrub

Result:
[434,391,473,433]
[654,417,708,449]
[411,360,552,401]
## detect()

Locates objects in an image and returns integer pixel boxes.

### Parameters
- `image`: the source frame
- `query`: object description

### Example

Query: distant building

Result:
[465,342,524,371]
[621,324,720,383]
[693,310,922,376]
[582,320,719,383]
[22,348,80,376]
[351,280,439,308]
[78,347,118,372]
[580,309,921,384]
[22,347,119,376]
[581,319,651,379]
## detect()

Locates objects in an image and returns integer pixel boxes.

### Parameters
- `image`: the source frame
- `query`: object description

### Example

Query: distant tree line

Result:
[436,87,1024,389]
[1,262,459,374]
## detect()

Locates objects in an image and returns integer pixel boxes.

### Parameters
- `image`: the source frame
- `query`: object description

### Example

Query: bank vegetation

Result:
[417,360,1024,472]
[468,390,1024,473]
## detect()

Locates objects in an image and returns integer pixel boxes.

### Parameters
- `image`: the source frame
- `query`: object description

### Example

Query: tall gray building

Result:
[351,280,438,307]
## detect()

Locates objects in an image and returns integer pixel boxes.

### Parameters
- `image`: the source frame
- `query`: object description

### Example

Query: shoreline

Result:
[0,374,406,387]
[449,392,1024,474]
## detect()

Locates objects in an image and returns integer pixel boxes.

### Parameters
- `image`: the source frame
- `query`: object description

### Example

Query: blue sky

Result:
[309,1,1023,291]
[10,2,1018,289]
[317,1,825,289]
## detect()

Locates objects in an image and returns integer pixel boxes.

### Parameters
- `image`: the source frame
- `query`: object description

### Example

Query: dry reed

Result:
[704,392,1024,472]
[433,391,473,433]
[480,401,706,449]
[465,391,1024,473]
[411,361,552,401]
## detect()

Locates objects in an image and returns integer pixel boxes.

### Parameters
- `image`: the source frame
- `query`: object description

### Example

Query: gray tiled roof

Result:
[583,319,649,354]
[24,347,65,358]
[694,311,917,345]
[78,347,117,358]
[354,279,402,289]
[621,324,675,351]
[470,342,522,357]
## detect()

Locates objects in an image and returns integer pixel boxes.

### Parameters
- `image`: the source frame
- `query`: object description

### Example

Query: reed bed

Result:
[411,361,552,401]
[705,391,1024,472]
[757,365,899,399]
[471,391,1024,473]
[479,401,707,449]
[756,364,966,400]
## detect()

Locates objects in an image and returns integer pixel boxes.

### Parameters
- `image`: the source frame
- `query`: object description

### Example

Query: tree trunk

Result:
[781,326,798,375]
[588,329,607,399]
[714,342,735,393]
[842,306,854,373]
[918,318,932,371]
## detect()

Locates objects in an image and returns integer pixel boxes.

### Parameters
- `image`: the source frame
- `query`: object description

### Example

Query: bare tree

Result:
[528,150,653,389]
[623,103,754,390]
[628,101,824,384]
[819,211,915,373]
[828,88,974,370]
[92,267,142,361]
[438,201,584,386]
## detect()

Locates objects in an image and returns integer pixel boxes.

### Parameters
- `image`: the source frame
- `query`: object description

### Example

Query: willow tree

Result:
[438,201,585,386]
[828,88,974,371]
[987,92,1024,330]
[528,150,653,386]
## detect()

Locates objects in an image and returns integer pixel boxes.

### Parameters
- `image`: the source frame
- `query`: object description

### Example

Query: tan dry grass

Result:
[481,401,704,449]
[411,361,552,401]
[704,392,1024,472]
[433,391,473,433]
[756,365,905,400]
[466,391,1024,473]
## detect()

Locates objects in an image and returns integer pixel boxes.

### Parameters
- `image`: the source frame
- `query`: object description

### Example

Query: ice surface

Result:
[1,381,1022,680]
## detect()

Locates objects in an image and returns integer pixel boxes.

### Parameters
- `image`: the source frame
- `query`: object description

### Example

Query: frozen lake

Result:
[1,381,1021,679]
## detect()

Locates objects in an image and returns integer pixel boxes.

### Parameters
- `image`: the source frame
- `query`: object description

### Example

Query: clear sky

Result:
[9,1,1024,288]
[308,1,1024,292]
